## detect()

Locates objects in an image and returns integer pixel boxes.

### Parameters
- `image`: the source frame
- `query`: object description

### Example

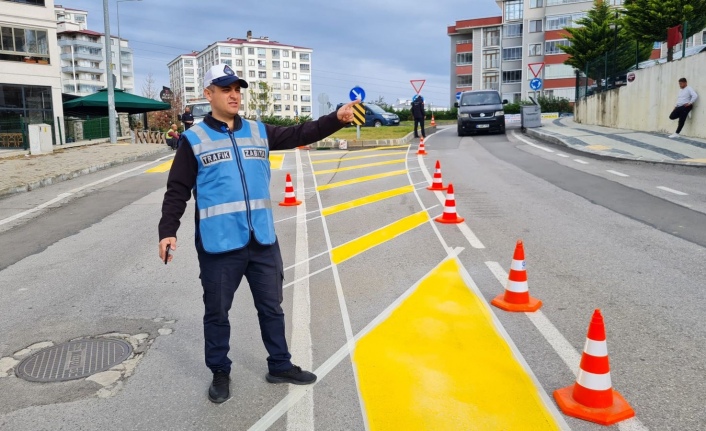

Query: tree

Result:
[623,0,706,61]
[561,0,652,87]
[141,72,158,100]
[246,81,273,118]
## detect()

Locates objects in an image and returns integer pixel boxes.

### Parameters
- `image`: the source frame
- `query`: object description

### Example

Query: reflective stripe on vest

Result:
[183,119,275,252]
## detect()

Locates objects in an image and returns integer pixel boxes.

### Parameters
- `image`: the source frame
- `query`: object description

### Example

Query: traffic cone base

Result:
[434,184,464,224]
[553,386,635,426]
[434,214,464,224]
[279,199,302,206]
[490,294,542,312]
[427,184,448,191]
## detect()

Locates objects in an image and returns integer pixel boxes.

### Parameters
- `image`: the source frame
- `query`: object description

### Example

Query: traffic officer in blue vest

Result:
[158,63,358,403]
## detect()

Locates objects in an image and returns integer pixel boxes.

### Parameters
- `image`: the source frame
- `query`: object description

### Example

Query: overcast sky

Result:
[63,0,502,115]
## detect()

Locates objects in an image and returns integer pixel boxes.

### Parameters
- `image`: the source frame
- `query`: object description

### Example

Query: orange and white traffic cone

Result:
[427,160,448,191]
[417,136,427,155]
[554,309,635,425]
[279,173,302,206]
[430,113,436,127]
[491,240,542,312]
[434,183,464,224]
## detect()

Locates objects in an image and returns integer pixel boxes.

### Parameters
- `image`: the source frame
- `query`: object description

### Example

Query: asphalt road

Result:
[0,125,704,431]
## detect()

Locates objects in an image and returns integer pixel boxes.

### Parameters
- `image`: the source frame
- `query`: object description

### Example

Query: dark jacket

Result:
[411,99,425,120]
[181,112,194,129]
[158,112,344,241]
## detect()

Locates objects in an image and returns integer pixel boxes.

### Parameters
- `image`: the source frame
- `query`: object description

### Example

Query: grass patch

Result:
[330,125,414,140]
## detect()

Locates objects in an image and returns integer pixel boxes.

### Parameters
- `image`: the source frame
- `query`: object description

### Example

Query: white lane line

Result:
[283,265,332,289]
[417,155,485,249]
[607,170,629,177]
[0,154,174,227]
[556,153,570,158]
[288,150,313,431]
[275,209,320,224]
[657,186,688,196]
[512,131,555,153]
[484,261,649,431]
[573,159,589,165]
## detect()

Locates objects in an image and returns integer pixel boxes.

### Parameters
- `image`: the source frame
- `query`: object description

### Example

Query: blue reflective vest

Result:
[183,120,275,253]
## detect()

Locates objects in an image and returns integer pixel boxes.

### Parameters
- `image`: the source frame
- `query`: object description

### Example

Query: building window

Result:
[483,73,499,90]
[257,48,266,57]
[273,104,282,112]
[283,72,290,79]
[545,39,571,54]
[222,59,232,66]
[529,20,543,33]
[273,71,281,79]
[272,49,279,58]
[258,71,266,78]
[483,50,500,68]
[282,50,289,57]
[273,93,282,100]
[502,70,522,83]
[248,48,254,55]
[236,59,243,66]
[0,26,50,61]
[505,0,523,21]
[257,59,266,68]
[184,59,194,66]
[545,64,575,78]
[529,43,542,56]
[456,38,472,44]
[300,64,310,71]
[285,105,290,111]
[530,0,543,7]
[299,53,309,61]
[0,84,54,142]
[283,61,289,68]
[272,60,280,69]
[301,95,311,102]
[301,106,311,113]
[483,28,500,47]
[219,47,232,56]
[457,75,472,87]
[284,94,290,100]
[504,23,523,38]
[7,0,46,6]
[272,83,281,90]
[293,84,299,91]
[283,83,290,90]
[248,59,255,66]
[503,47,522,61]
[546,13,586,30]
[456,52,472,65]
[248,70,255,78]
[300,74,310,81]
[547,0,594,5]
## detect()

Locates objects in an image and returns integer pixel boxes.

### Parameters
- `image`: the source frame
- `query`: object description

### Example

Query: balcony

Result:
[62,65,103,74]
[58,39,103,49]
[61,51,103,62]
[483,83,500,90]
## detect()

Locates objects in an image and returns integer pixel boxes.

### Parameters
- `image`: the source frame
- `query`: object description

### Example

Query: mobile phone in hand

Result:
[164,244,171,265]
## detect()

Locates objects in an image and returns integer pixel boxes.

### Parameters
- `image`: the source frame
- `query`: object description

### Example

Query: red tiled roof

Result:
[219,39,311,50]
[58,29,103,37]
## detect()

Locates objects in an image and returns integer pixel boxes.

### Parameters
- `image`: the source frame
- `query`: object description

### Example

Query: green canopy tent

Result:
[63,88,171,114]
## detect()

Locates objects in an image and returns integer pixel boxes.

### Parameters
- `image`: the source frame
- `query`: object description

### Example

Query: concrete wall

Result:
[575,51,706,138]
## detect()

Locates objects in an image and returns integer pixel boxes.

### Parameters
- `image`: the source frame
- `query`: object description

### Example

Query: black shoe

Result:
[208,370,230,403]
[266,365,317,385]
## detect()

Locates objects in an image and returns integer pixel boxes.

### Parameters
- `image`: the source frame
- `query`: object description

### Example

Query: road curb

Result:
[524,127,706,167]
[0,146,172,199]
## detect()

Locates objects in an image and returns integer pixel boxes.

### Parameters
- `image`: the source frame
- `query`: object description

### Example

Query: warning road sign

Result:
[352,103,366,126]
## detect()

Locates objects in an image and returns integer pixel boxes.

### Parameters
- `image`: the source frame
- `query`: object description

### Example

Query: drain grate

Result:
[15,338,132,382]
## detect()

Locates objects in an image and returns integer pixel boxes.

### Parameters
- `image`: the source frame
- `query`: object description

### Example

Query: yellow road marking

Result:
[586,144,611,151]
[145,160,173,173]
[322,185,414,217]
[354,258,561,431]
[317,169,407,191]
[355,145,409,152]
[309,150,348,157]
[315,159,406,175]
[312,151,408,164]
[680,158,706,163]
[331,210,428,264]
[269,153,285,170]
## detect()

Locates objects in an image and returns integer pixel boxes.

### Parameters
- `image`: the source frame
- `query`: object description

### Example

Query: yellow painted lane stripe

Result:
[354,258,561,431]
[356,145,409,152]
[315,159,406,175]
[269,153,285,170]
[680,158,706,163]
[145,160,173,173]
[312,151,408,165]
[322,185,414,217]
[331,210,428,264]
[309,150,348,157]
[586,144,611,151]
[317,170,408,191]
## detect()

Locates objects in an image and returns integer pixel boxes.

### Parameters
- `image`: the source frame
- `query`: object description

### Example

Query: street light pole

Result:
[116,0,141,91]
[102,0,116,144]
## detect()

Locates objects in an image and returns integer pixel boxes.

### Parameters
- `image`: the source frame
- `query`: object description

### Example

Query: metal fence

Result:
[576,41,641,101]
[0,117,27,149]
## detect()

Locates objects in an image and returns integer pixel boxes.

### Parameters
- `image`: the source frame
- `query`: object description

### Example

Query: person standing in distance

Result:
[668,77,698,138]
[158,63,358,404]
[411,95,426,139]
[181,106,194,130]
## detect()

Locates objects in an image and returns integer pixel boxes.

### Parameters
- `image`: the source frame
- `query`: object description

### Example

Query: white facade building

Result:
[168,31,313,118]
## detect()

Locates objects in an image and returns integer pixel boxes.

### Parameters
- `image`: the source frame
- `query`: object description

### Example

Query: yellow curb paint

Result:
[269,153,285,170]
[312,151,408,165]
[322,185,414,217]
[679,158,706,163]
[585,144,611,151]
[314,159,406,175]
[316,169,407,191]
[145,160,173,173]
[354,258,561,431]
[331,210,428,264]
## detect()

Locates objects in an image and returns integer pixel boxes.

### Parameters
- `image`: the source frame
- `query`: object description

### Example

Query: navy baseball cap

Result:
[203,64,249,89]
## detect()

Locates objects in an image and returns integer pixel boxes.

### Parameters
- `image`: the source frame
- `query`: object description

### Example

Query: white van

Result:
[185,101,211,125]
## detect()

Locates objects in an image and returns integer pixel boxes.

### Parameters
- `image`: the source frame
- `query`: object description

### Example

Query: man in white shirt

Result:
[668,77,698,138]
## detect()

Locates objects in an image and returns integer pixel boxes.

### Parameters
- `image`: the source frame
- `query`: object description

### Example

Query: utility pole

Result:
[102,0,116,143]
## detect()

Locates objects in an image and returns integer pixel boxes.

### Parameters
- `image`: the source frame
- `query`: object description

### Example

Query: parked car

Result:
[454,90,508,136]
[336,103,400,127]
[184,101,211,125]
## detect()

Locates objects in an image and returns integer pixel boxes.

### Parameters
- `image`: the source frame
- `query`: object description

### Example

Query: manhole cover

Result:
[16,338,132,382]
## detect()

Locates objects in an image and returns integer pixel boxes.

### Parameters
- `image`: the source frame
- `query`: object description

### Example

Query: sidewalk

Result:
[526,117,706,166]
[0,139,172,198]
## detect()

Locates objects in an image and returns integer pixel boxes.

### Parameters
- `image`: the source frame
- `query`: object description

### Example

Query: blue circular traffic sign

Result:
[530,78,543,91]
[349,86,365,101]
[455,91,462,101]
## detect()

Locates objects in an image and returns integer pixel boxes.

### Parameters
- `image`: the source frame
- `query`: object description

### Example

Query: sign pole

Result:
[356,125,360,140]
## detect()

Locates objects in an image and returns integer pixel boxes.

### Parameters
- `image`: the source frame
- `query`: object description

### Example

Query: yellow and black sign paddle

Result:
[352,103,366,126]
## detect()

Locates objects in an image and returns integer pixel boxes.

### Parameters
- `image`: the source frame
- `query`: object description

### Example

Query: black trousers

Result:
[197,237,291,374]
[414,118,426,138]
[669,105,692,134]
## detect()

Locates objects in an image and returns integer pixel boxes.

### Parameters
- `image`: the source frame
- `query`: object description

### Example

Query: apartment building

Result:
[0,0,64,148]
[167,53,198,104]
[168,31,313,118]
[447,0,682,105]
[55,4,135,96]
